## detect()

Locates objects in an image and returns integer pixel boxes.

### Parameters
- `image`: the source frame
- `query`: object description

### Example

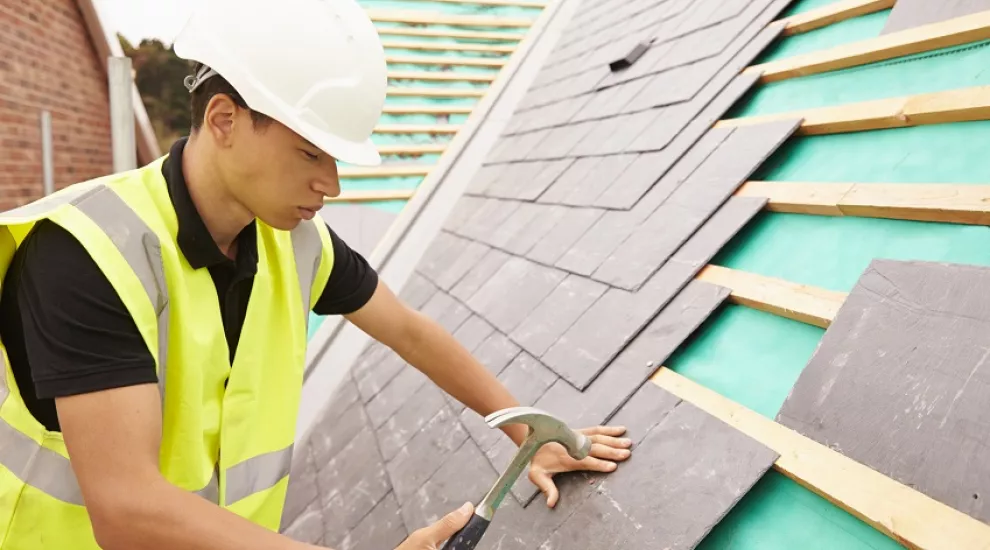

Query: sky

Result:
[94,0,197,45]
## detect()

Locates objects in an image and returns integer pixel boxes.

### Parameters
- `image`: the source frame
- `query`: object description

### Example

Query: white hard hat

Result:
[173,0,387,166]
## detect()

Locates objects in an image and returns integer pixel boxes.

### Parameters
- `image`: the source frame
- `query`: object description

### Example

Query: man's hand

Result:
[398,502,474,550]
[529,425,632,507]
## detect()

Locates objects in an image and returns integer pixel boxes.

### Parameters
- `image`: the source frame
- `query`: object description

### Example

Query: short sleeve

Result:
[9,220,158,400]
[312,223,379,316]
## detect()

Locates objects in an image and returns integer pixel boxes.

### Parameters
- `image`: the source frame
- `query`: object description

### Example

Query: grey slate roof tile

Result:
[472,329,523,378]
[520,159,577,201]
[466,163,508,196]
[510,274,609,357]
[355,349,407,403]
[554,209,642,276]
[376,383,448,462]
[538,157,600,204]
[607,382,684,446]
[387,406,468,502]
[432,238,491,292]
[450,247,512,303]
[526,206,604,266]
[332,492,408,550]
[529,121,598,160]
[442,196,485,233]
[401,439,498,531]
[396,273,438,311]
[481,162,535,199]
[419,290,471,333]
[458,198,521,243]
[366,365,430,429]
[591,148,678,210]
[315,429,391,536]
[452,314,496,354]
[282,445,319,530]
[282,500,325,545]
[466,256,568,334]
[597,110,668,156]
[543,398,777,550]
[501,204,570,255]
[309,397,370,467]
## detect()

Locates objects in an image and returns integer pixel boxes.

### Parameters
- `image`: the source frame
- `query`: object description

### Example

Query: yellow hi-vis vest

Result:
[0,156,334,549]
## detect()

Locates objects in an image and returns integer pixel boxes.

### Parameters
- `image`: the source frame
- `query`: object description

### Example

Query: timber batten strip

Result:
[375,26,527,41]
[378,143,447,155]
[382,40,516,54]
[367,9,534,28]
[390,0,546,7]
[716,85,990,134]
[339,165,432,178]
[389,70,497,82]
[651,368,990,550]
[387,54,507,68]
[325,189,416,203]
[737,181,990,225]
[388,87,486,98]
[696,265,845,328]
[383,104,475,115]
[779,0,895,35]
[375,124,462,134]
[747,9,990,82]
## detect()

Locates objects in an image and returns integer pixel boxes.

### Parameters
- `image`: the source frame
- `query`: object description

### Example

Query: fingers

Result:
[581,425,628,437]
[577,456,620,473]
[530,468,560,508]
[428,502,474,543]
[589,434,633,450]
[589,442,632,462]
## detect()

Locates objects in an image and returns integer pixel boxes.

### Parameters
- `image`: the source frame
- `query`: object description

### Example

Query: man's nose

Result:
[313,163,341,198]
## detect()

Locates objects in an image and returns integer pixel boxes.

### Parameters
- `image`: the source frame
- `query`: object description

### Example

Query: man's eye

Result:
[301,150,319,161]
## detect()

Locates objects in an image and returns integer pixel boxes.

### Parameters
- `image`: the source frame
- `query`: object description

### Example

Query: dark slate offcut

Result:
[285,0,800,547]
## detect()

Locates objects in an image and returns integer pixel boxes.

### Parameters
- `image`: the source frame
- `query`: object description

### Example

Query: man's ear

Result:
[203,94,239,147]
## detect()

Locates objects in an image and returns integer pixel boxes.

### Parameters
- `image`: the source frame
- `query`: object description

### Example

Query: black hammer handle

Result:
[441,513,490,550]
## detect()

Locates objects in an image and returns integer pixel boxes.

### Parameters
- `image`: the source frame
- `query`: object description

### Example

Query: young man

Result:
[0,0,631,549]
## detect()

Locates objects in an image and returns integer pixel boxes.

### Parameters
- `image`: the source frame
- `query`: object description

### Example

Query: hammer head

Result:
[485,406,591,460]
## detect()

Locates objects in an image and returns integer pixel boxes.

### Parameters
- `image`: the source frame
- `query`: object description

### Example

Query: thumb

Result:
[430,502,474,542]
[531,469,560,508]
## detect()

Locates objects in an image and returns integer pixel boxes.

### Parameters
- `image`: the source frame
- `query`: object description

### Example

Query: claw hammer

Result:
[441,407,591,550]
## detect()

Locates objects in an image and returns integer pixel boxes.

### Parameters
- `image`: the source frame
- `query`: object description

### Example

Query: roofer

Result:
[0,0,632,548]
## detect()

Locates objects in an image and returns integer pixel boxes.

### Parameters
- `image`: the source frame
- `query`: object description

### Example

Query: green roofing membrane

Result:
[673,2,990,548]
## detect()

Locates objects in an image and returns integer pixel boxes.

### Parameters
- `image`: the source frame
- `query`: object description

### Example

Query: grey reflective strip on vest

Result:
[72,186,170,399]
[224,444,293,505]
[291,220,323,332]
[195,465,220,503]
[0,184,190,504]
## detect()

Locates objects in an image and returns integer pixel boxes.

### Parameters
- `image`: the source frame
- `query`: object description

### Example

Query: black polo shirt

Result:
[0,138,379,432]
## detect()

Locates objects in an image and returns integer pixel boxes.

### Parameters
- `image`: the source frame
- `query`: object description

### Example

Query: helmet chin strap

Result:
[184,65,219,93]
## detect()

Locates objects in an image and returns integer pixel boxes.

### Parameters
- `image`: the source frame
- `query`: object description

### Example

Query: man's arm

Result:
[57,385,322,550]
[344,281,528,445]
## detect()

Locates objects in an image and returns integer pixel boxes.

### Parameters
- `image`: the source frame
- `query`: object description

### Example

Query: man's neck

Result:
[181,135,253,257]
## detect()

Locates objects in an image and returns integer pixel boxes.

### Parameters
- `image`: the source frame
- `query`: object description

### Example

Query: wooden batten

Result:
[737,181,990,225]
[375,124,463,134]
[388,87,486,98]
[383,104,475,115]
[748,9,990,81]
[696,265,845,328]
[367,9,534,28]
[324,189,416,203]
[378,143,447,155]
[779,0,896,36]
[374,26,527,41]
[651,368,990,550]
[716,85,990,134]
[387,54,507,68]
[338,165,432,178]
[389,70,498,82]
[382,40,516,54]
[398,0,545,7]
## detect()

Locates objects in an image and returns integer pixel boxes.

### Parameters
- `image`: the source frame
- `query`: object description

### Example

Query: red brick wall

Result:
[0,0,113,211]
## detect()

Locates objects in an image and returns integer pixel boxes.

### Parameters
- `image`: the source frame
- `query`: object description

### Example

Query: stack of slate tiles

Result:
[279,0,812,548]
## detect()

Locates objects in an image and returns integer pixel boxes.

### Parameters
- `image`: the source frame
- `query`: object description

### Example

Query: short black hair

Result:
[189,63,273,132]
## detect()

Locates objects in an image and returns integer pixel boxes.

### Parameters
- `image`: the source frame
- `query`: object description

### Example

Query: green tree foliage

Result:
[119,34,193,151]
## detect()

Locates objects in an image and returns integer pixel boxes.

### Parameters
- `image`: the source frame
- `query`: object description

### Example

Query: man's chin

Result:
[258,214,302,231]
